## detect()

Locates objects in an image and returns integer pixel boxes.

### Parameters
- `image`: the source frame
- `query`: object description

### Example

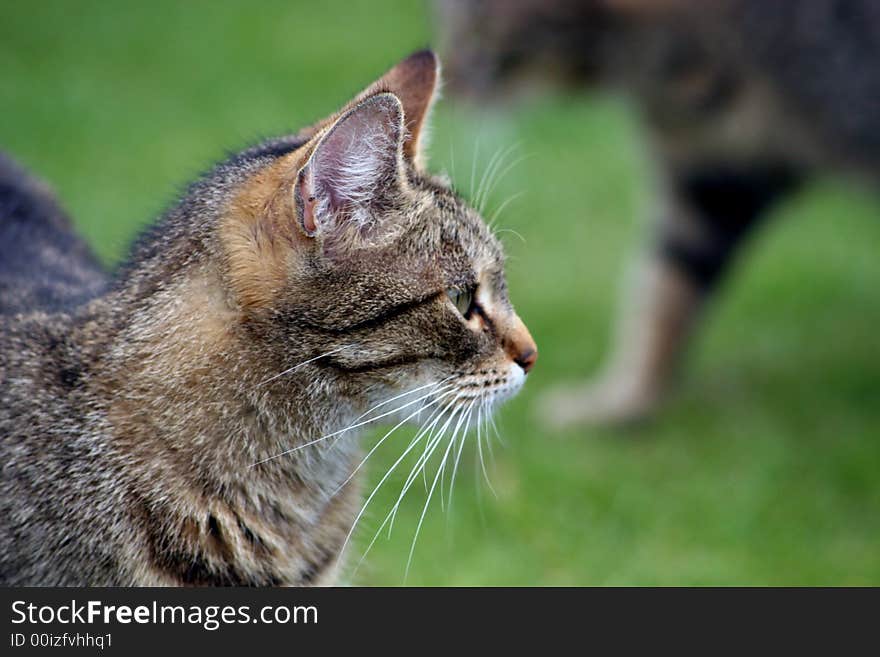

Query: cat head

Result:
[219,50,536,426]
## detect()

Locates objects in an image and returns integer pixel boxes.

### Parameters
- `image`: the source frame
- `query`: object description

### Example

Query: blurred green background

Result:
[2,1,879,585]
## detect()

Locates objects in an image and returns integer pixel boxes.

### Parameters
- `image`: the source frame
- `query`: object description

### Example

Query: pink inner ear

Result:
[297,94,403,236]
[298,175,318,235]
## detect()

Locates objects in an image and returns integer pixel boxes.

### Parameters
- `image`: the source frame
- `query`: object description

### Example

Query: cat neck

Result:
[77,261,362,495]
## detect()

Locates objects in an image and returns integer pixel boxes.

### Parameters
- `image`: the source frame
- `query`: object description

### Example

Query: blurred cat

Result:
[0,51,536,585]
[438,0,880,425]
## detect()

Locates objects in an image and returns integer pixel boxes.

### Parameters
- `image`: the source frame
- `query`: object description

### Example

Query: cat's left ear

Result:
[295,93,405,237]
[298,50,440,169]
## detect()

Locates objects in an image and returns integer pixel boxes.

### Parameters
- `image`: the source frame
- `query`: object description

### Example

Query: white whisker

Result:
[487,191,525,230]
[438,396,472,513]
[475,144,505,213]
[341,392,464,567]
[448,139,457,192]
[447,400,476,513]
[331,388,457,498]
[488,409,505,447]
[351,395,464,571]
[355,376,455,423]
[256,345,351,387]
[476,400,497,498]
[404,407,464,582]
[482,151,529,213]
[477,143,520,214]
[469,133,481,201]
[385,395,463,537]
[249,381,456,467]
[492,227,527,244]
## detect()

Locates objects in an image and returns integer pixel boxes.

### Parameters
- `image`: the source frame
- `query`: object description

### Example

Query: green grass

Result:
[3,1,879,585]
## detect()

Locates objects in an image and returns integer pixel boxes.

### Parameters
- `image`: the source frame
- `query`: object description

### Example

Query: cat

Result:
[0,50,537,586]
[438,0,880,425]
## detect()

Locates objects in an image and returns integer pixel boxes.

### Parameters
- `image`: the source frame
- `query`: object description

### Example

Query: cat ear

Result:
[295,93,404,237]
[296,50,440,168]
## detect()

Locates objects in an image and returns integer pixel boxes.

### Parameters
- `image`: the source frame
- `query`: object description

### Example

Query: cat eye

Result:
[447,286,476,319]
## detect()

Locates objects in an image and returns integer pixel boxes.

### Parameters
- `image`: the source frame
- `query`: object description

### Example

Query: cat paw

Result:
[536,378,660,430]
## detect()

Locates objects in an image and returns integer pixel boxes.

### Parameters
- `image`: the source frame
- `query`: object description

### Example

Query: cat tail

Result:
[0,152,108,315]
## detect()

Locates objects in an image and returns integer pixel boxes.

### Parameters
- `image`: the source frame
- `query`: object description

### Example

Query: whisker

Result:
[351,396,464,571]
[483,151,531,218]
[396,395,458,473]
[448,138,457,192]
[488,409,505,447]
[469,133,481,201]
[447,400,476,513]
[482,399,498,466]
[341,392,464,567]
[477,143,520,214]
[249,381,457,467]
[355,375,454,423]
[476,400,497,498]
[485,143,520,207]
[256,345,351,387]
[474,447,488,531]
[492,227,527,244]
[404,407,464,583]
[439,396,473,513]
[488,191,525,230]
[330,388,457,498]
[386,395,463,537]
[323,379,455,454]
[475,143,506,213]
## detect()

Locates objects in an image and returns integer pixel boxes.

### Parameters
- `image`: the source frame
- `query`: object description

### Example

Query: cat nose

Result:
[503,314,538,374]
[515,346,538,373]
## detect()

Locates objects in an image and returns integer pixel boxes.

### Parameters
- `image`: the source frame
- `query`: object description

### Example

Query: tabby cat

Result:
[0,50,537,585]
[439,0,879,425]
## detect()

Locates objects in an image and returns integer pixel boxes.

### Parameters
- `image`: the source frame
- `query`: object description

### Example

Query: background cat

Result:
[438,0,880,425]
[0,51,535,585]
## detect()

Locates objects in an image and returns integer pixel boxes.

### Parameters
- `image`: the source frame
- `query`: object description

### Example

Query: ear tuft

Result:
[296,93,404,237]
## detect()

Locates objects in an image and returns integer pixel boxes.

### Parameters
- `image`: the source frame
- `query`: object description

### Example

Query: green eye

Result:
[447,286,475,318]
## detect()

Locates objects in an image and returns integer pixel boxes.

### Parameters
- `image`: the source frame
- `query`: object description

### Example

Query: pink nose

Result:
[514,346,538,373]
[502,314,537,374]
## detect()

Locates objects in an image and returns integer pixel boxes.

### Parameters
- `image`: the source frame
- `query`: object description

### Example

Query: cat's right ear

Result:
[294,93,405,238]
[373,49,440,168]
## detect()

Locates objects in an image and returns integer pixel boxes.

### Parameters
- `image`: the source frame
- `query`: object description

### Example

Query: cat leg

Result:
[540,162,800,428]
[540,252,698,428]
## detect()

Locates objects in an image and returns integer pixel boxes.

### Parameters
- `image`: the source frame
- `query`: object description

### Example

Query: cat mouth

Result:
[452,361,526,407]
[371,360,526,431]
